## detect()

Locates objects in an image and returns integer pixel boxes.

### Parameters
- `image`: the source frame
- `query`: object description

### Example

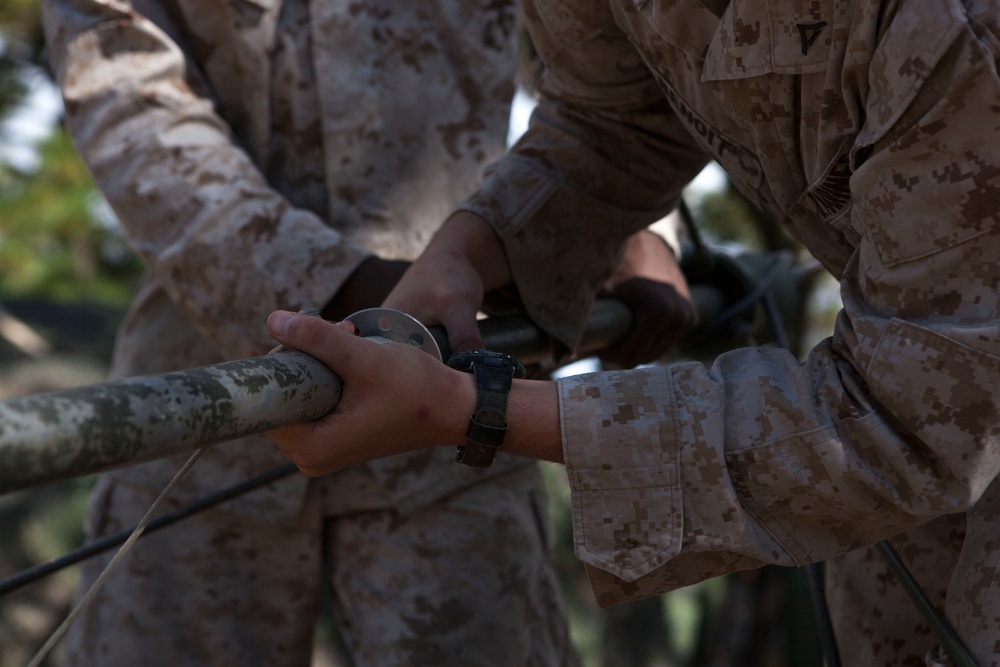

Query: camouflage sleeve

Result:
[459,0,709,352]
[41,0,371,359]
[559,3,1000,607]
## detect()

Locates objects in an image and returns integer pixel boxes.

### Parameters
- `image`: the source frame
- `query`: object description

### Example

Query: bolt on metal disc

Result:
[344,308,442,362]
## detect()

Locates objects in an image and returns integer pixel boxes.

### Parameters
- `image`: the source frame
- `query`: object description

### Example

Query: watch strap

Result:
[448,350,524,468]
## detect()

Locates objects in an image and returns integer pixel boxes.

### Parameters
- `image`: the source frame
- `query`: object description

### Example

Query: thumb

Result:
[267,310,360,366]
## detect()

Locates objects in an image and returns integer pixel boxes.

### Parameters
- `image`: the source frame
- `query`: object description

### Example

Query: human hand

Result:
[264,310,474,476]
[599,230,696,368]
[383,211,512,354]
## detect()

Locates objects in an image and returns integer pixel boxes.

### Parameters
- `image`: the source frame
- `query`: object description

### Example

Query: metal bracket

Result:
[345,308,442,362]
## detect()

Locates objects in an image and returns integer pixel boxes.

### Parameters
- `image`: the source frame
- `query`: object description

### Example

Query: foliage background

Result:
[0,4,840,666]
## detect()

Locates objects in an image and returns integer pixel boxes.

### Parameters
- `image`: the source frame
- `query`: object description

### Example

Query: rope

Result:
[24,447,206,667]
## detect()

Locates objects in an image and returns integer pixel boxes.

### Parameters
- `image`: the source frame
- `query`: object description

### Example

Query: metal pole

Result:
[0,289,726,494]
[0,353,341,493]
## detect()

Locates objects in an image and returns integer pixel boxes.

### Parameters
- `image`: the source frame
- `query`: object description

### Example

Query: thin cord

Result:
[25,447,206,667]
[0,462,299,597]
[806,562,841,667]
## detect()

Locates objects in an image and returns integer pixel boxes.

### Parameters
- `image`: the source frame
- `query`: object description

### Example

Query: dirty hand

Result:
[383,211,512,354]
[264,310,474,476]
[599,230,697,368]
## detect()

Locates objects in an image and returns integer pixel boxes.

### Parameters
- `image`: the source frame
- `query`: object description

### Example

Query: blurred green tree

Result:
[0,4,144,308]
[0,0,45,60]
[0,50,27,119]
[0,9,127,667]
[0,128,144,306]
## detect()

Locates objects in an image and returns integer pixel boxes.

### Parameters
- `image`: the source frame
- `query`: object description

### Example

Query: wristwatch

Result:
[447,350,526,468]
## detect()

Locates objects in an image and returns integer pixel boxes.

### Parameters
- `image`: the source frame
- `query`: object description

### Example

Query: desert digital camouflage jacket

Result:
[42,0,525,517]
[460,0,1000,607]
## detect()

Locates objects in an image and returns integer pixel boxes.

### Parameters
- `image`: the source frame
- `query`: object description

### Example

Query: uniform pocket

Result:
[854,0,968,151]
[702,0,844,81]
[851,0,998,267]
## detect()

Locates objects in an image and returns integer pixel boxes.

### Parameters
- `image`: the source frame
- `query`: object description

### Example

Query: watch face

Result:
[446,350,526,377]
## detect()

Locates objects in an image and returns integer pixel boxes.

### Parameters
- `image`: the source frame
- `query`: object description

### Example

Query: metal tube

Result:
[0,353,340,493]
[472,286,724,364]
[0,289,725,494]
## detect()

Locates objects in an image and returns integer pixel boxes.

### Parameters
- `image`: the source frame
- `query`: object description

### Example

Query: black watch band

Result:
[447,350,526,468]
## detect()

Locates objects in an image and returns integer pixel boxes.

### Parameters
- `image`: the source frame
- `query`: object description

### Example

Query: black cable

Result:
[754,258,843,667]
[685,252,791,343]
[677,197,706,256]
[760,291,791,352]
[739,249,975,667]
[875,541,978,667]
[0,462,299,597]
[806,562,842,667]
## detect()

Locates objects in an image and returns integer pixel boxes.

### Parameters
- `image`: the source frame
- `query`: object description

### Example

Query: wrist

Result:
[504,379,563,464]
[435,211,511,292]
[438,371,562,465]
[447,350,526,467]
[440,366,478,448]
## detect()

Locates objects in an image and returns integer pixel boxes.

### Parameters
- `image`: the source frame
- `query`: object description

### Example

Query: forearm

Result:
[384,211,512,353]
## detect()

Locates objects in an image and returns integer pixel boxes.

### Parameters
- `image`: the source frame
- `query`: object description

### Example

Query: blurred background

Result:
[0,4,841,666]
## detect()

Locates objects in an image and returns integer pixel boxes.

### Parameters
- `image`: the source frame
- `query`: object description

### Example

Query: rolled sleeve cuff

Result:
[558,366,683,583]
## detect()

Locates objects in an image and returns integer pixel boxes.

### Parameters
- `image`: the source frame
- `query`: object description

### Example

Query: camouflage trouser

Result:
[827,475,1000,667]
[62,464,579,667]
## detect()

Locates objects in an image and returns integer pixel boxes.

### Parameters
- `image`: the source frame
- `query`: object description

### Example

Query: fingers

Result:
[265,308,468,476]
[437,302,484,353]
[383,268,485,353]
[265,387,372,476]
[267,310,358,366]
[381,212,507,353]
[599,278,696,368]
[266,422,327,475]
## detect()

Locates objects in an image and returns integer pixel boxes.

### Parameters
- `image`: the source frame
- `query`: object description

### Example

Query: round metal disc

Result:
[344,308,442,362]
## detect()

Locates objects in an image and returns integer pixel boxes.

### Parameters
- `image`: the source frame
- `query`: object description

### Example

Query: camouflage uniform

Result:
[42,0,577,665]
[460,0,1000,665]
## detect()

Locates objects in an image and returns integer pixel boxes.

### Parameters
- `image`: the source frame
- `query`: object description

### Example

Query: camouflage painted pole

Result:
[0,352,341,494]
[0,289,728,495]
